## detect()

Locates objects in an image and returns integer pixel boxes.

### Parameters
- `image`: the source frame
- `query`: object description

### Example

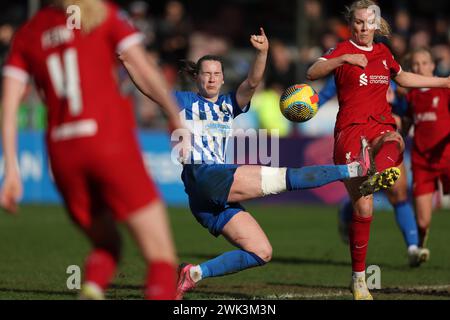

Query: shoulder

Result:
[219,92,239,106]
[174,91,197,105]
[376,42,394,56]
[320,40,352,59]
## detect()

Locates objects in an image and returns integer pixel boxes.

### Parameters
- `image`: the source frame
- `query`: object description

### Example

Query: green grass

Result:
[0,204,449,300]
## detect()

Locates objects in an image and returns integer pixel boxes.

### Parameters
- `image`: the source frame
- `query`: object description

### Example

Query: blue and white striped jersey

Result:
[175,91,249,164]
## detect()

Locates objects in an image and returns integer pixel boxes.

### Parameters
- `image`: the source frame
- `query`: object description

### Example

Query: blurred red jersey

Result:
[4,2,142,146]
[321,40,402,132]
[406,88,450,153]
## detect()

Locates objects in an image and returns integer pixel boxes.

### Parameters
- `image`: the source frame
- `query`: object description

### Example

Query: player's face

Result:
[351,8,376,47]
[196,60,224,100]
[411,52,435,77]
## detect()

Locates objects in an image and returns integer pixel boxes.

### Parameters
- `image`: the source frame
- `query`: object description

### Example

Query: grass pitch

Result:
[0,204,449,300]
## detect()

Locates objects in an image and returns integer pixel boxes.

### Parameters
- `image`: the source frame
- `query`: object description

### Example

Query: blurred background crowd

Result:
[0,0,449,136]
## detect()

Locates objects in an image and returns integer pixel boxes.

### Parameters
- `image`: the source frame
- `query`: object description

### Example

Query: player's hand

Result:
[0,172,22,214]
[250,27,269,53]
[169,120,192,165]
[343,54,368,68]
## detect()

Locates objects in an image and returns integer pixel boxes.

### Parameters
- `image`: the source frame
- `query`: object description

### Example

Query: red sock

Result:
[374,141,403,172]
[84,249,117,290]
[145,261,176,300]
[349,214,373,272]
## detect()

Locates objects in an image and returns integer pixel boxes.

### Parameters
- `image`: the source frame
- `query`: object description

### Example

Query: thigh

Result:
[228,165,262,202]
[50,155,93,228]
[188,197,245,237]
[334,125,364,165]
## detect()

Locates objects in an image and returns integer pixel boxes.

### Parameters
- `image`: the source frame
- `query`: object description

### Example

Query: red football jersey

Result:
[4,2,143,145]
[406,87,450,152]
[320,39,402,131]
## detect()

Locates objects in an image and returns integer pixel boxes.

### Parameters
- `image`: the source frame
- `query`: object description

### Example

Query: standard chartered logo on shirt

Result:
[359,73,368,86]
[359,73,389,86]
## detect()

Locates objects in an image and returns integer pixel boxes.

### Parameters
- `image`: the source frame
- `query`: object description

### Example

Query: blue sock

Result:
[394,201,419,247]
[199,250,265,278]
[339,199,353,223]
[286,165,350,190]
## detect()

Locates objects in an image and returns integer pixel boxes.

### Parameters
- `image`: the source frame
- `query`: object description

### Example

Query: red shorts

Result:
[411,144,450,197]
[48,137,160,228]
[334,118,396,165]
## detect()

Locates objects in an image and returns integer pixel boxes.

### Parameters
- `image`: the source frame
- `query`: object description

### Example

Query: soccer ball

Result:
[279,84,319,122]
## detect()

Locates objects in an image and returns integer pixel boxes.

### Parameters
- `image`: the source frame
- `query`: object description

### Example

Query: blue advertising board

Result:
[0,130,188,206]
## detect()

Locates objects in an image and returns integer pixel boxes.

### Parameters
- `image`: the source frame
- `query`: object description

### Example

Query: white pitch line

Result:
[199,284,450,300]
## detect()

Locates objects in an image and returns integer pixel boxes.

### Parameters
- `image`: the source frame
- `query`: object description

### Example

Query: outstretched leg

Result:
[176,211,271,299]
[228,162,365,203]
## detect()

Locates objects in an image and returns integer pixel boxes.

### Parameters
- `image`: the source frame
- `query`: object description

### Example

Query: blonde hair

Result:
[53,0,107,34]
[345,0,391,37]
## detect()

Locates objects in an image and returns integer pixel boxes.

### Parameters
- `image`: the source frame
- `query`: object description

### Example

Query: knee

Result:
[353,201,373,217]
[416,214,431,229]
[252,243,273,263]
[387,187,408,204]
[382,132,405,152]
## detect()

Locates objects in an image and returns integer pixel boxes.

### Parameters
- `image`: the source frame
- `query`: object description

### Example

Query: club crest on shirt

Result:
[432,96,440,108]
[220,102,231,116]
[382,60,388,70]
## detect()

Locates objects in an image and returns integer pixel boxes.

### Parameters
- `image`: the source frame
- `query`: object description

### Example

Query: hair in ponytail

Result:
[179,55,224,80]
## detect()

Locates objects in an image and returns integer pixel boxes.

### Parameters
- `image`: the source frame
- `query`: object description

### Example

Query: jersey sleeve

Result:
[107,3,144,54]
[174,91,191,111]
[319,42,347,61]
[2,28,31,83]
[384,45,402,77]
[229,92,250,118]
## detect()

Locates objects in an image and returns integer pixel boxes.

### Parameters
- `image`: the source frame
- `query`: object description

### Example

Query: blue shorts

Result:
[181,164,245,237]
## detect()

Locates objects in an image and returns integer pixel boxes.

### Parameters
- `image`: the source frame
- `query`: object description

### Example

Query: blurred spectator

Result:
[432,45,450,77]
[410,30,431,49]
[320,33,339,52]
[303,0,325,47]
[432,15,450,45]
[390,33,408,59]
[156,0,192,69]
[328,17,351,41]
[266,39,296,90]
[0,24,14,68]
[129,1,156,48]
[393,9,412,39]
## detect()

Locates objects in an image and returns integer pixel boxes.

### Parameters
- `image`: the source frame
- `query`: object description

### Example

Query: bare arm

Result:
[306,54,368,81]
[1,76,26,213]
[118,44,184,130]
[394,71,450,89]
[236,27,269,109]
